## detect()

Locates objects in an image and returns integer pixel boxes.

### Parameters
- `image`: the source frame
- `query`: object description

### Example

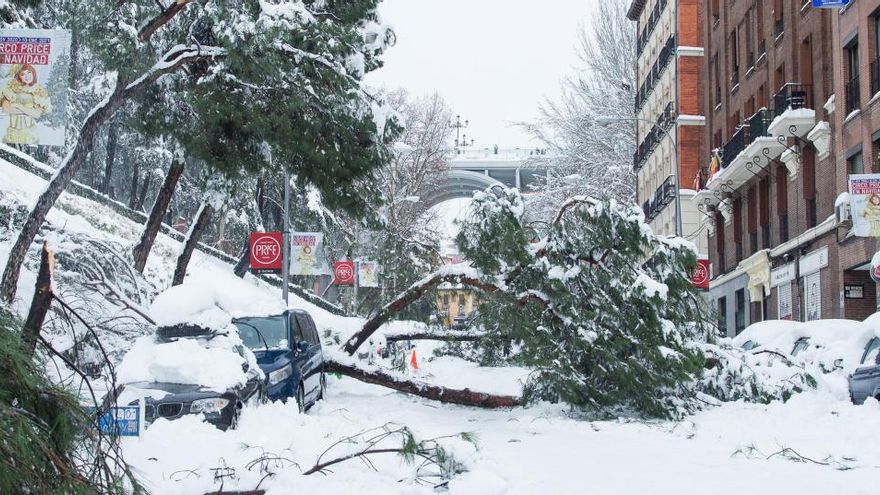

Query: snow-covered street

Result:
[125,376,880,495]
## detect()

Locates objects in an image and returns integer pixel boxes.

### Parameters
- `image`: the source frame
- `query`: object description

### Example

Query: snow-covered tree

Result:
[344,187,710,418]
[1,0,400,301]
[522,0,636,217]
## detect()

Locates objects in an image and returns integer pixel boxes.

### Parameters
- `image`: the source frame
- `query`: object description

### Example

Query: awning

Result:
[741,250,771,302]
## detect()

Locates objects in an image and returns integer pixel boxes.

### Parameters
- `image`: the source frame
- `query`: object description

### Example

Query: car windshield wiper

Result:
[235,321,270,353]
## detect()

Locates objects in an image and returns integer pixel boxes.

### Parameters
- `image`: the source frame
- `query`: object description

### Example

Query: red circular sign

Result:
[250,233,282,269]
[872,263,880,284]
[692,259,710,289]
[334,262,355,285]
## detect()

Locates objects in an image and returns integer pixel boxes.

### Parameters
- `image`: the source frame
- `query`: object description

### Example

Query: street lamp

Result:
[595,115,682,238]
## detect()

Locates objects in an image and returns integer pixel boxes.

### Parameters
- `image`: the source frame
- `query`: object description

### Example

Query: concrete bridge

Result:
[425,148,551,206]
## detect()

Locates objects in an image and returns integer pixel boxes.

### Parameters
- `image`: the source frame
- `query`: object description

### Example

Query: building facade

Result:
[694,0,880,337]
[628,0,708,255]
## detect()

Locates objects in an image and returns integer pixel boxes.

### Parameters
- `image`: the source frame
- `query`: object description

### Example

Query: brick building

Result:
[628,0,708,254]
[693,1,880,336]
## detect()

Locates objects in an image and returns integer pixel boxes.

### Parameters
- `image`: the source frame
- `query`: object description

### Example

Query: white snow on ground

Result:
[3,157,880,493]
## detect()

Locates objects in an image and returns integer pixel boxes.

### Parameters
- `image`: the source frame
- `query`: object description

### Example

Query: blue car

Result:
[234,310,326,410]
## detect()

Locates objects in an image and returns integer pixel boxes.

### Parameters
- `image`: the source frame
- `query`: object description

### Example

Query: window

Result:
[290,314,305,343]
[731,30,740,88]
[443,294,449,307]
[713,53,721,106]
[733,197,743,262]
[735,289,746,334]
[849,150,865,174]
[778,281,793,319]
[760,178,771,248]
[747,185,758,254]
[776,166,789,242]
[803,147,817,228]
[717,297,728,333]
[845,40,861,113]
[773,0,784,36]
[711,0,720,24]
[295,312,319,345]
[861,337,880,365]
[715,212,726,274]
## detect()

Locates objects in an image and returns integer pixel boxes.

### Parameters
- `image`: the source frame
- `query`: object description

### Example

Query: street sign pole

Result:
[353,261,359,316]
[281,164,290,306]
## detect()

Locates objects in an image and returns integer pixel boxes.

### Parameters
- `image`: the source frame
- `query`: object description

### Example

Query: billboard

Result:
[848,174,880,237]
[0,29,71,146]
[358,260,380,288]
[290,232,330,275]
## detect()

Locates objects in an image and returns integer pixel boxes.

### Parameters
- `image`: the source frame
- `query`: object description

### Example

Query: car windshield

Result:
[234,316,288,351]
[861,338,880,365]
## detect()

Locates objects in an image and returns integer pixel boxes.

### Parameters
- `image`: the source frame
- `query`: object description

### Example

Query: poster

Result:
[0,29,71,147]
[358,260,380,288]
[804,272,821,321]
[290,232,330,275]
[849,174,880,237]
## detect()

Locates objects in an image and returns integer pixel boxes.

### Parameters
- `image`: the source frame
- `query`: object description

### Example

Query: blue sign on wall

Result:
[812,0,850,8]
[99,405,141,437]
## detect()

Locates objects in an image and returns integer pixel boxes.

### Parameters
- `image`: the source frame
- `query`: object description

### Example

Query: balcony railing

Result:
[748,108,771,139]
[722,126,747,169]
[845,75,861,114]
[633,102,676,172]
[635,35,676,111]
[773,83,811,114]
[871,58,880,96]
[774,18,784,38]
[758,40,766,59]
[642,175,676,222]
[636,0,669,56]
[731,68,740,90]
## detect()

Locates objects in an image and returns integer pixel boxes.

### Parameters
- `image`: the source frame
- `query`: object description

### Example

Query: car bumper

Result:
[848,375,878,405]
[144,402,236,430]
[267,379,292,402]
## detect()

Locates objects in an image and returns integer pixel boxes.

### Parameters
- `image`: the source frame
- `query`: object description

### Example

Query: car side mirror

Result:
[297,341,310,353]
[833,358,843,370]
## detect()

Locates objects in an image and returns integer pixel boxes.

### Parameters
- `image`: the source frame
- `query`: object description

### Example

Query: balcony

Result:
[635,35,676,111]
[768,83,815,139]
[756,40,767,66]
[636,0,669,57]
[774,18,784,38]
[731,68,740,91]
[632,102,676,172]
[642,175,676,222]
[845,74,861,115]
[695,108,786,208]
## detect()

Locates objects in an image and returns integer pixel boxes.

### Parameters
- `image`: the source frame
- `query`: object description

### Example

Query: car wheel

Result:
[296,383,305,413]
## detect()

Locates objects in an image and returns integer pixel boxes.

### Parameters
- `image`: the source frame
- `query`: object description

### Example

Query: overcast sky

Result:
[366,0,598,149]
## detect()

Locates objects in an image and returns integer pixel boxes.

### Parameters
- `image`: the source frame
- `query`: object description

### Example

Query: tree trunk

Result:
[128,160,140,210]
[0,41,218,303]
[172,202,214,286]
[233,239,250,278]
[325,359,520,408]
[132,159,185,273]
[135,171,152,211]
[22,242,54,356]
[101,121,118,196]
[384,331,485,342]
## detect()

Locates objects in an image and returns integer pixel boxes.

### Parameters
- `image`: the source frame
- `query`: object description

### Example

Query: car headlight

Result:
[190,398,230,414]
[268,364,293,386]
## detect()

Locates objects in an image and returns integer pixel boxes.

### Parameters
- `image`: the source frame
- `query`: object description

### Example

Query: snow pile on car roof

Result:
[150,275,287,331]
[117,334,254,392]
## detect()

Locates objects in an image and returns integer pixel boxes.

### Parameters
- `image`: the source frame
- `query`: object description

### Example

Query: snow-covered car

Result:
[114,281,280,430]
[118,324,265,430]
[234,309,326,410]
[848,337,880,405]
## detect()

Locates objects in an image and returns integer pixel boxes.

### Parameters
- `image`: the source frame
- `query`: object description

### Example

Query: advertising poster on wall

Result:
[358,260,380,288]
[0,29,71,146]
[849,174,880,237]
[290,232,330,275]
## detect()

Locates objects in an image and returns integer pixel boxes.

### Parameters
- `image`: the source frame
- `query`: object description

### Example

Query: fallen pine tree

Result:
[324,358,521,409]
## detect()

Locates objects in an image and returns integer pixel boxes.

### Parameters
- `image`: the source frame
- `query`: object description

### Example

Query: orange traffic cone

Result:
[410,348,419,370]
